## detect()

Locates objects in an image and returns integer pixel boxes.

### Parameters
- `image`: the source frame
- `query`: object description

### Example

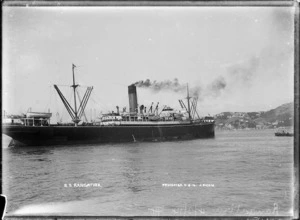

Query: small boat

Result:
[275,129,293,137]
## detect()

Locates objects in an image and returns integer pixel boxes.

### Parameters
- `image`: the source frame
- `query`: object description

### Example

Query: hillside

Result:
[214,102,293,129]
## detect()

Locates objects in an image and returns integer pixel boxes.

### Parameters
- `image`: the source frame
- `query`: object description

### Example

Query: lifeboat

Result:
[26,112,52,118]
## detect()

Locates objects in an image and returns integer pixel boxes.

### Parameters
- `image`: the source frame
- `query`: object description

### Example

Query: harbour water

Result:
[2,129,294,216]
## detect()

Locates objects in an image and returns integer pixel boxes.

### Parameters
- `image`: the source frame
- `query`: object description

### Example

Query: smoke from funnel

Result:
[207,76,227,97]
[133,78,226,100]
[227,57,260,85]
[134,78,186,93]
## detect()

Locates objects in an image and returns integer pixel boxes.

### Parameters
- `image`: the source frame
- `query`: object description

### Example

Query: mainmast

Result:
[186,83,192,122]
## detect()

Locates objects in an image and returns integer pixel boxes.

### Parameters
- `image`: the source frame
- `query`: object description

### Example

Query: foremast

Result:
[71,64,80,124]
[54,64,93,126]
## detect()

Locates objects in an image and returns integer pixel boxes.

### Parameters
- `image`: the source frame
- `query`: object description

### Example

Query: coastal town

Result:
[214,102,293,130]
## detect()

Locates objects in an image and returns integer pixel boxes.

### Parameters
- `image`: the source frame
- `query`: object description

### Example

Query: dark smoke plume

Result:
[134,78,186,93]
[133,77,226,100]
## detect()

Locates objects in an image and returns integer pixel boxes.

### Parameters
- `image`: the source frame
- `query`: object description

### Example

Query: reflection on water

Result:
[2,129,294,216]
[121,145,143,193]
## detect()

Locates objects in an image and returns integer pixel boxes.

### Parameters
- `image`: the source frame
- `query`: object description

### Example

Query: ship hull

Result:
[2,123,214,146]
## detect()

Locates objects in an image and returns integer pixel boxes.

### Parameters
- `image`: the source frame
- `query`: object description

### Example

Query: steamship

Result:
[2,64,215,146]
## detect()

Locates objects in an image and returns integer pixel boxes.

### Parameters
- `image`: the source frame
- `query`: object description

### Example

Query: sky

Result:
[2,6,295,122]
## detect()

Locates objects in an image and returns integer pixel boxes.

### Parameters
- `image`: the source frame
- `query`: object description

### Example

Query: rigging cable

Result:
[76,90,88,122]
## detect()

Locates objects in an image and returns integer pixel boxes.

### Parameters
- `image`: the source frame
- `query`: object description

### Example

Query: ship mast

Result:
[187,83,192,122]
[53,63,93,126]
[71,64,80,125]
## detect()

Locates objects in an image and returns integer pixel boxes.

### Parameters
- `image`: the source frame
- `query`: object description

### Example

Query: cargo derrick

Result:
[53,64,93,126]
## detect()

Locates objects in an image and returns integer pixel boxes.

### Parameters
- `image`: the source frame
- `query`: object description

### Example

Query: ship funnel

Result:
[128,84,138,113]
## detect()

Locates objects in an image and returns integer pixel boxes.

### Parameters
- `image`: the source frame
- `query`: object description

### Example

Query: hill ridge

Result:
[214,102,293,129]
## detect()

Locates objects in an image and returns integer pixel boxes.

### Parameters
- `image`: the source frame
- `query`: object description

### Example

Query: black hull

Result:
[2,123,215,146]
